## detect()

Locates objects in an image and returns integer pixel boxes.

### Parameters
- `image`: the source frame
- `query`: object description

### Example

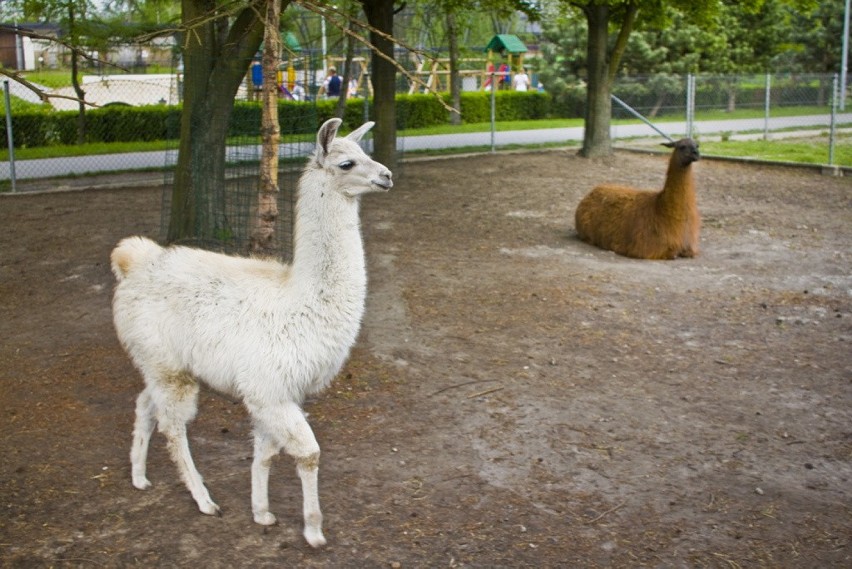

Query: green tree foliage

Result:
[778,0,847,73]
[541,0,819,155]
[100,0,181,26]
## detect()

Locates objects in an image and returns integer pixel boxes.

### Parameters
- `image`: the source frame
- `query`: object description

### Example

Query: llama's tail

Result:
[110,236,163,281]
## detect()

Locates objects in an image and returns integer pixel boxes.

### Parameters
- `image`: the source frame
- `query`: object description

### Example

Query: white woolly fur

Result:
[110,118,392,548]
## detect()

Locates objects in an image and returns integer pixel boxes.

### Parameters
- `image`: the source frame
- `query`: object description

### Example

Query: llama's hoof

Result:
[253,511,277,526]
[198,499,221,517]
[132,476,152,490]
[304,527,327,548]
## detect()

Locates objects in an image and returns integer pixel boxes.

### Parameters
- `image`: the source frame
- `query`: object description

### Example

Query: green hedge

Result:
[0,104,182,148]
[0,91,552,149]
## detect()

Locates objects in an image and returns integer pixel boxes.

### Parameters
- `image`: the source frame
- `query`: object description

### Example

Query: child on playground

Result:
[512,67,531,92]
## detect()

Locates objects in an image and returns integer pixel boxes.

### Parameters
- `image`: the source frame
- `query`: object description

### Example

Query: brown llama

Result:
[574,138,701,260]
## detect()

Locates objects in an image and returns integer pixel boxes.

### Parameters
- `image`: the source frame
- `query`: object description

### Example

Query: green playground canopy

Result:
[484,34,528,55]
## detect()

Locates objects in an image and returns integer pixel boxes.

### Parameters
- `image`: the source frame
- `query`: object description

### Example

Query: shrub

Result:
[0,110,55,148]
[87,105,172,143]
[396,94,448,129]
[459,91,551,123]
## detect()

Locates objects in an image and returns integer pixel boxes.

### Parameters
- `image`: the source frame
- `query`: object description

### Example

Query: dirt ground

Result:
[1,148,850,568]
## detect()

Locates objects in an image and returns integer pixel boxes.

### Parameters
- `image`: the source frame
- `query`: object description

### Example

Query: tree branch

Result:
[0,67,102,107]
[607,0,640,84]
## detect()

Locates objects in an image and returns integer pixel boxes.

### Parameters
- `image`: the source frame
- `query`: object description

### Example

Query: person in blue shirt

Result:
[321,67,342,99]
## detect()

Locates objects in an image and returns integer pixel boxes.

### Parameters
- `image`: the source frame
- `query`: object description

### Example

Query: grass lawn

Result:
[700,134,852,166]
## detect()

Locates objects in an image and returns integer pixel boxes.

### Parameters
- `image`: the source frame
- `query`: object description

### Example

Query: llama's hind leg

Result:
[154,374,220,516]
[130,386,156,489]
[250,401,326,548]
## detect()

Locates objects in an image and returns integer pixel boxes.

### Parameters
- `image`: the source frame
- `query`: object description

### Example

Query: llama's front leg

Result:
[156,380,220,516]
[679,245,699,258]
[251,433,279,526]
[295,445,325,548]
[130,387,156,489]
[251,401,326,548]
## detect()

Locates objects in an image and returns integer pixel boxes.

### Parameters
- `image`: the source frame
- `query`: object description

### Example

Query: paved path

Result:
[3,113,850,181]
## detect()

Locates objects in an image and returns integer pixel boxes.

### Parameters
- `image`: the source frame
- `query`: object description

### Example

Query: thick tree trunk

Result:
[71,52,86,145]
[168,0,272,243]
[446,9,461,126]
[251,0,282,253]
[726,84,737,113]
[580,4,612,158]
[335,15,357,119]
[361,0,397,170]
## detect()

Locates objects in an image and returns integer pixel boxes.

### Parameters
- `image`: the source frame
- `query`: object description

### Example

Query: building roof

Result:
[484,34,527,55]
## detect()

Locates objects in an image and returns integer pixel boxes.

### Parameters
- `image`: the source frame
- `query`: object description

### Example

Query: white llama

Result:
[110,118,392,548]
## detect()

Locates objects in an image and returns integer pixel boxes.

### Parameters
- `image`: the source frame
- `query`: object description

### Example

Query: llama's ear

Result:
[345,121,375,142]
[317,118,343,158]
[661,140,675,149]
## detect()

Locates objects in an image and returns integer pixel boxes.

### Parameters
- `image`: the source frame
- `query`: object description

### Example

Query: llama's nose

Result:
[375,170,393,189]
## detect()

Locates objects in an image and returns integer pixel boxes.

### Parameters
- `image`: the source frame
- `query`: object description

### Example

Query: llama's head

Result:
[662,138,700,167]
[314,118,393,198]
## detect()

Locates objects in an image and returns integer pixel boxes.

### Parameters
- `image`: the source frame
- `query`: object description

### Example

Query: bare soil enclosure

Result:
[1,150,850,568]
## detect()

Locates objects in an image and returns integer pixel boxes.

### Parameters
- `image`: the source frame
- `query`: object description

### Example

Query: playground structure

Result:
[484,34,527,91]
[249,55,372,101]
[406,34,530,94]
[244,33,375,102]
[406,57,487,94]
[244,33,531,100]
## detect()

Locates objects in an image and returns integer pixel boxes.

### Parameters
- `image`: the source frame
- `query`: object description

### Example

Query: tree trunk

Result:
[251,0,282,253]
[726,83,737,113]
[580,3,612,158]
[361,0,397,170]
[335,13,358,120]
[168,0,272,244]
[650,93,664,118]
[446,8,461,126]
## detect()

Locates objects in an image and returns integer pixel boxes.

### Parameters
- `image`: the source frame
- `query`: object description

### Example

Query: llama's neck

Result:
[290,170,367,297]
[657,163,696,216]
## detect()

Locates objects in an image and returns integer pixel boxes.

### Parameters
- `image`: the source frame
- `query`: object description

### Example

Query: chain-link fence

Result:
[2,72,850,188]
[609,73,850,168]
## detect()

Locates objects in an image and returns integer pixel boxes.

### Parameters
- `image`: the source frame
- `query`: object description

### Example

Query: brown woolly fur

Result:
[574,138,701,260]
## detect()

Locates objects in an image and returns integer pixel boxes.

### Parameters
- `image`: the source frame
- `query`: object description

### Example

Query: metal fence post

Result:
[362,71,370,124]
[691,74,696,136]
[3,80,16,193]
[764,73,771,140]
[842,0,850,111]
[490,72,496,153]
[829,74,838,166]
[685,74,695,139]
[685,74,691,138]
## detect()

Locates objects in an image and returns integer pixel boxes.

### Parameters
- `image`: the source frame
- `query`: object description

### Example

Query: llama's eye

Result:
[338,160,355,171]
